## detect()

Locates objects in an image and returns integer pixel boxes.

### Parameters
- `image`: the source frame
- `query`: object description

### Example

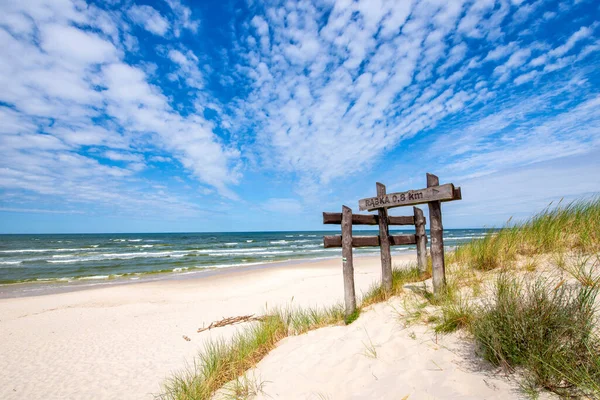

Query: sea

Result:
[0,230,488,294]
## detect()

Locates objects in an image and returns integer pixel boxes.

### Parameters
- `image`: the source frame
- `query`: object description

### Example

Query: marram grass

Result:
[472,274,600,398]
[451,197,600,271]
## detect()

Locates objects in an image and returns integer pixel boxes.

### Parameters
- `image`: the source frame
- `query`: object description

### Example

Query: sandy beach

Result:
[0,255,413,400]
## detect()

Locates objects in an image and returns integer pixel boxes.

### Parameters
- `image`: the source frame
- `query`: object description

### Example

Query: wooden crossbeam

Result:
[452,187,462,201]
[323,234,416,248]
[322,213,416,226]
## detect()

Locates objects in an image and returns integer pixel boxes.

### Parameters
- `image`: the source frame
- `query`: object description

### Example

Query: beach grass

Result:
[472,274,600,397]
[451,198,600,271]
[434,197,600,397]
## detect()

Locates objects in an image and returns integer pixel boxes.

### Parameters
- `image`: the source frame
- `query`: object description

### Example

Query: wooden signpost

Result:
[322,173,461,317]
[323,202,427,318]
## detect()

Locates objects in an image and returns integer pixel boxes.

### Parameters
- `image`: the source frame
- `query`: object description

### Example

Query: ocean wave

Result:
[47,250,191,263]
[246,240,253,243]
[78,275,110,280]
[224,242,238,246]
[270,240,288,244]
[0,261,22,265]
[0,248,102,254]
[194,247,268,254]
[207,250,296,257]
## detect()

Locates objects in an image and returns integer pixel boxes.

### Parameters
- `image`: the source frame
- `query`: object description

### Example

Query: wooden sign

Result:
[358,183,456,211]
[322,173,461,316]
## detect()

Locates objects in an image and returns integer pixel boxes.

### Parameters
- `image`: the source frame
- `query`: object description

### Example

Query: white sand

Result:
[240,299,526,400]
[0,256,402,400]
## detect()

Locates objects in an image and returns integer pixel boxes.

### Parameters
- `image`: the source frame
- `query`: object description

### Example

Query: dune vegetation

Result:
[161,198,600,400]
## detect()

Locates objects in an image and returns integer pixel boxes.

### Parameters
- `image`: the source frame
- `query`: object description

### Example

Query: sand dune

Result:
[236,299,529,400]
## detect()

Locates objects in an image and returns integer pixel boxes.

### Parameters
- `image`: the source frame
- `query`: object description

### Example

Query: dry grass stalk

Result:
[198,315,265,333]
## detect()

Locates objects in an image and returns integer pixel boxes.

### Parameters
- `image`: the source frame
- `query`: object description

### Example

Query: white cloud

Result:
[127,5,170,36]
[102,150,144,163]
[165,0,199,37]
[167,49,203,88]
[514,70,538,85]
[549,26,593,58]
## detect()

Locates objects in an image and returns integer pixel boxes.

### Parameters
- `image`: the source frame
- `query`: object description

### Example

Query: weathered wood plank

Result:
[427,173,446,293]
[390,235,417,246]
[377,183,393,293]
[341,205,356,318]
[414,206,428,273]
[323,234,417,248]
[452,186,462,201]
[358,183,456,211]
[322,213,415,226]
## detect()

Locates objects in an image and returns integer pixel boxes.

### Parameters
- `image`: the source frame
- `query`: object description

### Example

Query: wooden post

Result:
[414,207,427,273]
[376,182,392,292]
[427,173,446,293]
[341,205,356,318]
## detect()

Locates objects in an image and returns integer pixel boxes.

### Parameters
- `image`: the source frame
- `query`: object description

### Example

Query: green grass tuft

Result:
[471,274,600,398]
[344,309,360,325]
[434,296,476,333]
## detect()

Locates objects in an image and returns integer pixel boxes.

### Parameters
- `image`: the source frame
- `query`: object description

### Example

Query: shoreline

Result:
[0,254,417,400]
[0,252,416,299]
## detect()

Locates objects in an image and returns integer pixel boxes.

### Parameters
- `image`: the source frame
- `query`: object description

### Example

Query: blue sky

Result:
[0,0,599,233]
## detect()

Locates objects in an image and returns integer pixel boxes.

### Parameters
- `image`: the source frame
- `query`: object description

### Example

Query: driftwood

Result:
[197,314,264,333]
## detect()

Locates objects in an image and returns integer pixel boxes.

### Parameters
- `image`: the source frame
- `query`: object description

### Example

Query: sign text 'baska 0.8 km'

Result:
[358,183,456,211]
